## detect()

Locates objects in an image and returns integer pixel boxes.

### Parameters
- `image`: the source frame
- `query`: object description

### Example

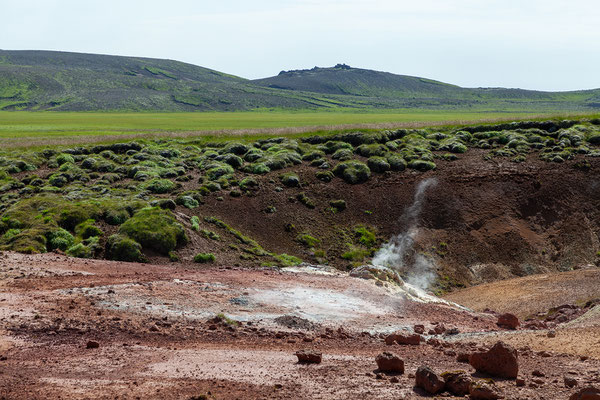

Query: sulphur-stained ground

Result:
[0,252,599,399]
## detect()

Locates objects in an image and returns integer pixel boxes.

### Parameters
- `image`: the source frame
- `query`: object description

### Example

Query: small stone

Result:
[385,332,421,346]
[85,340,99,349]
[390,376,400,383]
[516,378,526,387]
[469,341,519,379]
[413,324,425,334]
[442,370,471,396]
[547,330,557,338]
[569,386,600,400]
[532,370,545,377]
[375,352,404,373]
[295,350,322,364]
[457,352,470,363]
[469,379,502,400]
[564,376,578,388]
[415,366,445,394]
[497,313,520,330]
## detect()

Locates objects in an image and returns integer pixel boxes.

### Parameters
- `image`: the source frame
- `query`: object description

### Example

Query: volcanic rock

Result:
[569,387,600,400]
[523,320,547,330]
[85,340,99,349]
[469,341,518,379]
[295,350,322,364]
[413,324,425,334]
[497,313,519,329]
[375,352,404,373]
[385,331,421,345]
[469,379,502,400]
[442,370,472,396]
[415,366,445,394]
[565,376,578,388]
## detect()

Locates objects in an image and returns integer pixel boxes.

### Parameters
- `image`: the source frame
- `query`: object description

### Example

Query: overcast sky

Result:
[2,0,599,91]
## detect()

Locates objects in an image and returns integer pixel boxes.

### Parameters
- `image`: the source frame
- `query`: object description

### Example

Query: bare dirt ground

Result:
[1,252,600,399]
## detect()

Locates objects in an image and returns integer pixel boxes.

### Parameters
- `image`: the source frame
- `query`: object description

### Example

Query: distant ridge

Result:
[0,50,599,111]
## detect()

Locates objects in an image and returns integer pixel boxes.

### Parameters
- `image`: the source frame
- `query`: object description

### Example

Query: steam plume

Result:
[371,178,438,290]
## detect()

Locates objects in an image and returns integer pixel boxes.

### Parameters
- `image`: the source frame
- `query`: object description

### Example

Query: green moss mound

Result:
[333,161,371,184]
[119,207,188,255]
[194,252,216,263]
[106,234,146,262]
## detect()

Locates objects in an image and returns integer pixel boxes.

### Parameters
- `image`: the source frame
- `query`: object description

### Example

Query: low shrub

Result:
[75,219,103,239]
[239,177,259,190]
[367,156,391,173]
[48,228,75,251]
[333,161,371,184]
[296,193,315,209]
[66,243,92,258]
[56,153,75,165]
[355,225,376,247]
[190,216,200,231]
[329,199,346,212]
[106,234,146,262]
[194,252,216,263]
[342,246,371,261]
[175,195,199,209]
[296,234,320,248]
[332,148,353,161]
[280,173,300,187]
[316,170,334,182]
[119,207,188,255]
[356,144,387,157]
[407,159,436,171]
[144,179,176,194]
[274,253,302,266]
[200,229,220,240]
[386,154,407,171]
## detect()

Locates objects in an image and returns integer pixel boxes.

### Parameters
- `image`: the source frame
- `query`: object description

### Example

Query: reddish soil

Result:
[167,149,600,289]
[1,252,599,399]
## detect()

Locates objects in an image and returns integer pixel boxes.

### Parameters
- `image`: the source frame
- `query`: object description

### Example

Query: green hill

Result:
[1,50,599,112]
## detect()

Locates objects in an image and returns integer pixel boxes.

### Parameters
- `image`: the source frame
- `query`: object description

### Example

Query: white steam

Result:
[371,178,438,290]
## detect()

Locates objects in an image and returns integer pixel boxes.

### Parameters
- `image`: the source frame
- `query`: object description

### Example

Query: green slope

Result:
[0,50,346,111]
[1,50,599,112]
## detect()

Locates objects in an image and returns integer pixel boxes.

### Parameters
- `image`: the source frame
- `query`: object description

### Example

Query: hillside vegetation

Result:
[1,50,600,112]
[1,116,600,292]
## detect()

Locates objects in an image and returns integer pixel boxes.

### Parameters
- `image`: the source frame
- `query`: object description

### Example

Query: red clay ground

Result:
[1,252,599,399]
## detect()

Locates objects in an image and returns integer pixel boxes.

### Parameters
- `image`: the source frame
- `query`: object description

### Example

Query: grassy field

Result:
[0,110,586,148]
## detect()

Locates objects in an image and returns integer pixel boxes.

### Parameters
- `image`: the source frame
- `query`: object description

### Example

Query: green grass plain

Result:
[0,110,583,141]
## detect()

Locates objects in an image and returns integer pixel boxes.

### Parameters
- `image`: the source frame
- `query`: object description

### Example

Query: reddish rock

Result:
[442,370,471,396]
[295,350,322,364]
[565,376,578,388]
[415,366,445,394]
[469,341,518,379]
[434,324,446,334]
[497,313,520,330]
[469,379,502,400]
[516,378,526,387]
[85,340,99,349]
[385,331,421,346]
[523,320,547,330]
[569,387,600,400]
[375,352,404,373]
[413,324,425,334]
